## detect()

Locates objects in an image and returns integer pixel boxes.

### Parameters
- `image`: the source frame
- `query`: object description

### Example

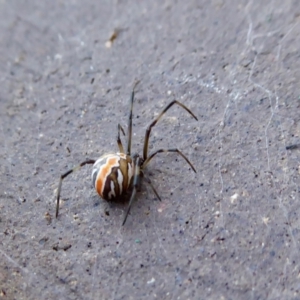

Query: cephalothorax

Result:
[56,82,197,225]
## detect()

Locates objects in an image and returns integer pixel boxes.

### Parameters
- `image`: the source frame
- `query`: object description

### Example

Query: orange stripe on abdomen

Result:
[96,156,119,198]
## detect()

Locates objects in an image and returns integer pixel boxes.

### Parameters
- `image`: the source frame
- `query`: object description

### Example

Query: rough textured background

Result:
[1,0,300,299]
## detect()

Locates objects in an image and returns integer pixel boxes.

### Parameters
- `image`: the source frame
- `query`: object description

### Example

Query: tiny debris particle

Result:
[262,216,270,225]
[44,212,52,224]
[52,243,72,251]
[39,237,49,245]
[63,244,72,251]
[135,239,141,244]
[147,277,155,284]
[105,29,119,48]
[230,193,239,203]
[17,197,26,204]
[286,144,300,150]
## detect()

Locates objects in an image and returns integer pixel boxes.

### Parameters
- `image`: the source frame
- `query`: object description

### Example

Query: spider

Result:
[56,82,198,225]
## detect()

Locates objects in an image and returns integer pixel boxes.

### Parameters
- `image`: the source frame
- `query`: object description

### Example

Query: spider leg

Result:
[117,124,126,153]
[126,80,140,156]
[122,156,141,225]
[142,172,162,201]
[143,100,198,160]
[143,148,196,173]
[56,159,96,218]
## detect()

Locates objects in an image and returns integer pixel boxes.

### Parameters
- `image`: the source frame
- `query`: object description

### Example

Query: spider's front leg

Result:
[143,148,196,173]
[117,124,126,153]
[143,100,198,160]
[126,81,140,156]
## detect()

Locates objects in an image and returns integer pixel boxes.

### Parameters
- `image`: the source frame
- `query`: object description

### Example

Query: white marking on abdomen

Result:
[117,169,123,195]
[108,181,116,199]
[91,168,98,188]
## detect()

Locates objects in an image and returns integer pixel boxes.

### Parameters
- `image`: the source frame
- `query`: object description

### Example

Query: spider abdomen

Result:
[92,152,133,200]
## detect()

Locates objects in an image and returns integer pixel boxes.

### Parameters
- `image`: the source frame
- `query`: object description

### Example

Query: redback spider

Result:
[56,82,197,225]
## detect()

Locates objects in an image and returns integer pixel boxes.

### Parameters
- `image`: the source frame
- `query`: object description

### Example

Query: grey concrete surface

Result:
[1,0,300,299]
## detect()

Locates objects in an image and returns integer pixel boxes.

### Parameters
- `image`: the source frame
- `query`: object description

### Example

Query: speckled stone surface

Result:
[1,1,300,299]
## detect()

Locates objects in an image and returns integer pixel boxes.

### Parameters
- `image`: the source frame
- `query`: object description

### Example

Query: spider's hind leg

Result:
[56,159,96,218]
